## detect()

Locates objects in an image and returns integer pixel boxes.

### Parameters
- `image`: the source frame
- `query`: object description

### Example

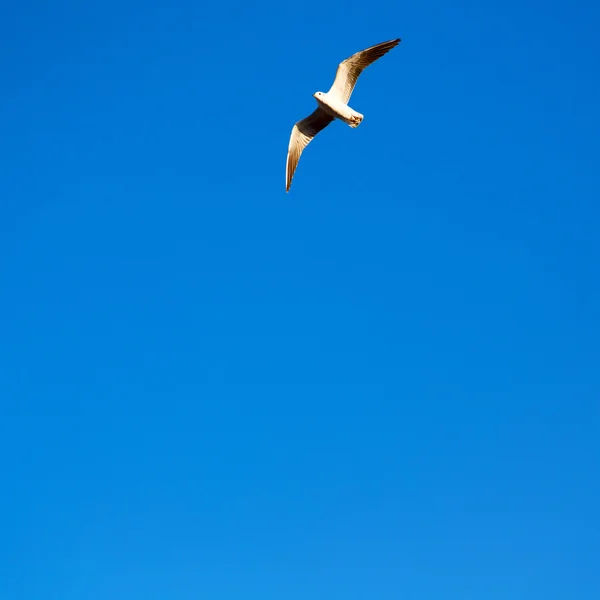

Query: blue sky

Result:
[1,0,599,598]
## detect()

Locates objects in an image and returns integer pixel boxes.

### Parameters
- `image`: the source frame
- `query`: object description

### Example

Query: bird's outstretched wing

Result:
[328,38,401,104]
[286,108,334,192]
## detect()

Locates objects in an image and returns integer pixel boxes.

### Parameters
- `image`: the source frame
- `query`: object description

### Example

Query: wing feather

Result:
[286,108,334,192]
[328,38,401,104]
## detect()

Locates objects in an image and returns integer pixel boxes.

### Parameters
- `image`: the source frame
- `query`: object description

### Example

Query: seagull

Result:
[285,38,401,192]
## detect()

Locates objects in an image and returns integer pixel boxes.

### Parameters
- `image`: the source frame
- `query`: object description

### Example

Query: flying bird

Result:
[285,38,401,192]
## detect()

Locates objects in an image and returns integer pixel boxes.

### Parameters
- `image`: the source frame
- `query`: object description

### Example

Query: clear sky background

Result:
[1,1,599,598]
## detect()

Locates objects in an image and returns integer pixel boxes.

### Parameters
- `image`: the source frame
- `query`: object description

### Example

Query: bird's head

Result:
[313,91,325,99]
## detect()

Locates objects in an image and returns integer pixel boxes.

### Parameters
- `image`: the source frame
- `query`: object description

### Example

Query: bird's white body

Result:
[313,92,364,128]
